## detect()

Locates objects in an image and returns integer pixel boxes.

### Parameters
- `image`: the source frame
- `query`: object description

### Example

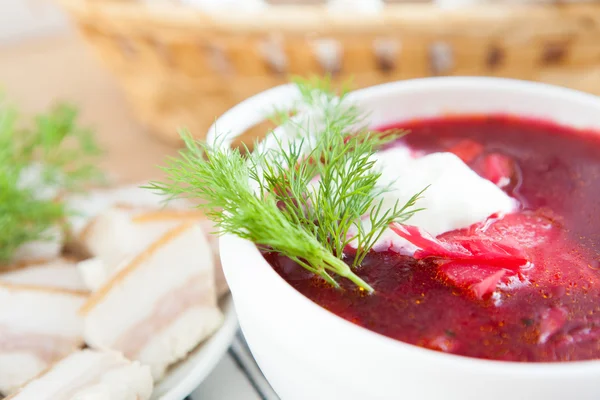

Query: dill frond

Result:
[0,99,102,264]
[149,79,425,292]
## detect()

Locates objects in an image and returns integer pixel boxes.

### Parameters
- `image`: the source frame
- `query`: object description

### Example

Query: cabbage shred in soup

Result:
[265,116,600,362]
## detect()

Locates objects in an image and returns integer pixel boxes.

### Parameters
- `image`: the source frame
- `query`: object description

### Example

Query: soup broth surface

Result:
[265,115,600,362]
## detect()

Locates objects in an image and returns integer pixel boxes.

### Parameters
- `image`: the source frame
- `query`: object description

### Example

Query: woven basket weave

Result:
[58,0,600,145]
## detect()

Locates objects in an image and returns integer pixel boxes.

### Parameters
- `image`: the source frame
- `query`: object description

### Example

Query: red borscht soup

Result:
[264,115,600,362]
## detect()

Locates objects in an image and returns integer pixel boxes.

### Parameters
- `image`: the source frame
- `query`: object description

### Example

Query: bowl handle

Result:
[206,83,300,150]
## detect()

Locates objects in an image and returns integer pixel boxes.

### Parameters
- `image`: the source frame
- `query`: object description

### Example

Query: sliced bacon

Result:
[112,273,215,359]
[0,326,81,363]
[52,357,124,400]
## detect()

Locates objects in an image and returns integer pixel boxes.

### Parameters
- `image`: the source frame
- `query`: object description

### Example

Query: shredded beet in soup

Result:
[265,115,600,362]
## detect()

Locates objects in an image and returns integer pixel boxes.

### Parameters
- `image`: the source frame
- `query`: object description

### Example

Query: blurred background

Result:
[0,0,176,185]
[1,1,599,398]
[4,1,600,173]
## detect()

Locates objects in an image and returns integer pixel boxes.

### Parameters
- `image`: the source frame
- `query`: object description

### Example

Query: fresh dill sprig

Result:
[0,99,102,263]
[269,77,425,268]
[148,78,425,292]
[148,133,373,290]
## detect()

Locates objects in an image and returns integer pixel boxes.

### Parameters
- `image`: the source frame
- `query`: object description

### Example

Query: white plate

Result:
[151,294,238,400]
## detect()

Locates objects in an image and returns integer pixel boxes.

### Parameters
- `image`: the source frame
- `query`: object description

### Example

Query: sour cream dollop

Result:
[361,147,518,253]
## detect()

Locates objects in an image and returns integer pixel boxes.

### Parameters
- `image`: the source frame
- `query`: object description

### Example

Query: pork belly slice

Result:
[1,259,88,293]
[11,226,64,265]
[81,222,224,379]
[80,208,206,266]
[66,184,193,239]
[134,212,229,297]
[78,208,229,296]
[0,284,86,395]
[7,349,152,400]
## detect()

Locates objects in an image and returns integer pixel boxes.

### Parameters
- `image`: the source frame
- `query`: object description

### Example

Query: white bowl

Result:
[210,77,600,400]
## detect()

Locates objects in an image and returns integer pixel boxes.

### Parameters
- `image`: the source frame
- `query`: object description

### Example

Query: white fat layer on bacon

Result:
[0,286,84,338]
[82,209,138,267]
[66,184,192,237]
[83,209,198,267]
[11,226,64,264]
[0,353,46,395]
[0,287,85,394]
[348,147,517,253]
[138,306,223,379]
[0,259,87,293]
[77,209,228,295]
[77,258,112,293]
[111,273,214,358]
[83,224,223,375]
[10,349,153,400]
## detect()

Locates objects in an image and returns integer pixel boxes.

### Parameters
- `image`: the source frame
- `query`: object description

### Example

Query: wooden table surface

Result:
[0,30,178,184]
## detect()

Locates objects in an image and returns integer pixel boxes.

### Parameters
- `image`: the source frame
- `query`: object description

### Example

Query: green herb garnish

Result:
[0,100,102,263]
[149,78,424,292]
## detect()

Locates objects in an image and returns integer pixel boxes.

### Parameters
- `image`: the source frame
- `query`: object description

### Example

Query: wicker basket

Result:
[58,0,600,145]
